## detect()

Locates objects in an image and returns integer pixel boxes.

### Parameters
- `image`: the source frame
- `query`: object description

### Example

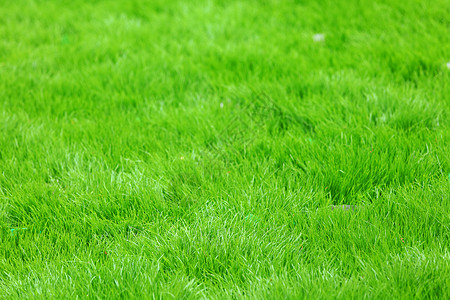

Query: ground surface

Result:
[1,0,449,298]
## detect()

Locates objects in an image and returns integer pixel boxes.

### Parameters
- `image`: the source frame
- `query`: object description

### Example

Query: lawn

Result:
[0,0,449,298]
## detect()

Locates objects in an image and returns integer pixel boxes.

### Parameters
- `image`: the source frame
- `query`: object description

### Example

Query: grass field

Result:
[1,0,449,298]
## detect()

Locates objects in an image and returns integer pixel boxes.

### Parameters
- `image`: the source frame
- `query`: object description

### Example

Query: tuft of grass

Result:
[1,0,449,298]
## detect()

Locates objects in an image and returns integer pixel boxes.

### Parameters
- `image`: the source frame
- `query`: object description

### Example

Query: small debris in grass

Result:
[313,33,325,42]
[331,205,357,211]
[447,62,450,69]
[220,102,224,109]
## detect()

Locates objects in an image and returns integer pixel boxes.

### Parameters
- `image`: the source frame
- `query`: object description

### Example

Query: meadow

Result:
[0,0,449,298]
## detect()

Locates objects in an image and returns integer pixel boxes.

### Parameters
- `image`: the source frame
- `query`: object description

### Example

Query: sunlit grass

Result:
[0,0,449,298]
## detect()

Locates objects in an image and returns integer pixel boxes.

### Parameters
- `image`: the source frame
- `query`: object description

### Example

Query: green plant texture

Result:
[0,0,449,298]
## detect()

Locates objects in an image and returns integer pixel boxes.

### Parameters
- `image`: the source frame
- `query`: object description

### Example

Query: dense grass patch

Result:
[1,0,449,298]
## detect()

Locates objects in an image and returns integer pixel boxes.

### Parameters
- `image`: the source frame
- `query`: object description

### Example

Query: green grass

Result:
[1,0,449,298]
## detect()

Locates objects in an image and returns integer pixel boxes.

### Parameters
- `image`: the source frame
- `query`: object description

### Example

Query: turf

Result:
[0,0,449,298]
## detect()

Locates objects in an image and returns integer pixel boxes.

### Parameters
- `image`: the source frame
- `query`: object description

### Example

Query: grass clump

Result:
[0,0,449,298]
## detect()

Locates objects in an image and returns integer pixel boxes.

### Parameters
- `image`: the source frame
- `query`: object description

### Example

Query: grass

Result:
[0,0,449,298]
